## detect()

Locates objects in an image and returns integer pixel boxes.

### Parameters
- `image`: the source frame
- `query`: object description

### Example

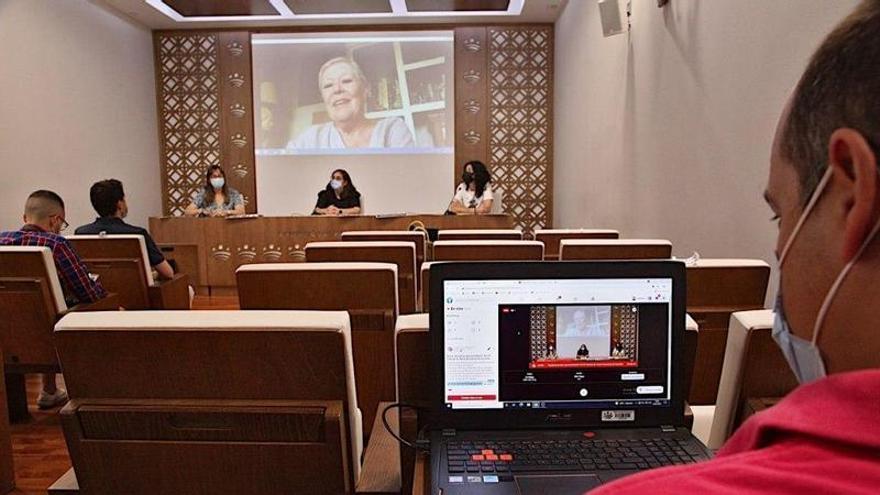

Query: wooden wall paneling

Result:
[487,25,554,234]
[154,32,223,216]
[453,27,489,187]
[217,32,258,213]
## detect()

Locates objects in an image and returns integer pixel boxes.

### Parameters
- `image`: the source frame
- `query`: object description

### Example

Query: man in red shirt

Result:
[591,2,880,493]
[0,190,107,408]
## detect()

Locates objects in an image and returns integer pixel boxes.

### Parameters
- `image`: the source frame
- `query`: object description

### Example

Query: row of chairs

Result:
[39,306,793,494]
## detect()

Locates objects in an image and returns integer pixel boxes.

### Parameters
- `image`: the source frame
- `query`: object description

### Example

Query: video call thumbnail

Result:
[522,304,640,369]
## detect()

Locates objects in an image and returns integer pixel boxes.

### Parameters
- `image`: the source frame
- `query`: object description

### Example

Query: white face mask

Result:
[330,179,343,190]
[210,177,225,190]
[774,167,880,383]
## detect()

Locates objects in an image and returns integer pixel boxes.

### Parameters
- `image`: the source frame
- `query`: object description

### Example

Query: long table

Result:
[149,214,513,292]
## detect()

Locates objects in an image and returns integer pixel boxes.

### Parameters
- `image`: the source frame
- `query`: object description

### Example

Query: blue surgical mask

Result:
[330,179,343,190]
[210,177,225,190]
[773,167,880,383]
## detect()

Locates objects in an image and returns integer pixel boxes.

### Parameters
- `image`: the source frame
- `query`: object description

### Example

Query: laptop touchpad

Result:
[516,474,601,494]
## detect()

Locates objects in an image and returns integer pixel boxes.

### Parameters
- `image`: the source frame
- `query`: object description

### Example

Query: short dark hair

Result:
[781,0,880,202]
[25,190,65,220]
[90,179,125,217]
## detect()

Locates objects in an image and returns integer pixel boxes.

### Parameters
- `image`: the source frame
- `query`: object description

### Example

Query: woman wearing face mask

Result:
[448,160,494,215]
[313,169,361,216]
[184,165,246,217]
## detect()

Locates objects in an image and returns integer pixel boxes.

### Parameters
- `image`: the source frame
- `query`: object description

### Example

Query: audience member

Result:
[0,190,107,408]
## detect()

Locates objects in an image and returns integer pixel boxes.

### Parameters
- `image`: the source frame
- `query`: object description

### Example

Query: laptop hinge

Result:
[441,428,457,437]
[660,425,676,433]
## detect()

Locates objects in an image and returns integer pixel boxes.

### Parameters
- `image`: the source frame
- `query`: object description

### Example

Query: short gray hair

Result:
[781,0,880,202]
[317,57,366,87]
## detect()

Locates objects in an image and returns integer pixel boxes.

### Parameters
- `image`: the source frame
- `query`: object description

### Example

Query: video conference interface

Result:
[443,279,673,410]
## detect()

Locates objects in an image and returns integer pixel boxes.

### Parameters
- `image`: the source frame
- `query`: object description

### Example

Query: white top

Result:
[288,117,414,150]
[452,182,494,209]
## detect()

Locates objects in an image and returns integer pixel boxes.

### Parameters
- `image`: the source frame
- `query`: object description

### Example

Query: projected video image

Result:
[528,305,639,369]
[252,32,454,155]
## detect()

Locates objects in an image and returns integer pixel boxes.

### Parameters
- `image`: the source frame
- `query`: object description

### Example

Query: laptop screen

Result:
[443,277,673,411]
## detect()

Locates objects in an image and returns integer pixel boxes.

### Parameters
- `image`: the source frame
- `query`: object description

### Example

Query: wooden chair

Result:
[0,246,117,422]
[419,261,441,312]
[706,310,797,449]
[395,314,430,495]
[559,239,672,260]
[437,229,522,241]
[67,235,189,310]
[0,348,12,494]
[686,259,771,405]
[534,229,620,260]
[236,262,398,440]
[306,241,417,314]
[432,240,544,261]
[54,310,362,494]
[341,230,426,275]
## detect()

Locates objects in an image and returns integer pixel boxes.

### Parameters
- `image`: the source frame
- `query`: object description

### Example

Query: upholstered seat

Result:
[432,240,544,261]
[236,262,398,440]
[437,229,523,241]
[66,234,189,310]
[559,239,672,260]
[534,229,620,260]
[55,310,362,493]
[707,310,797,449]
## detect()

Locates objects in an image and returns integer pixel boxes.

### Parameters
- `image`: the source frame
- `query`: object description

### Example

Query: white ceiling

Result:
[95,0,568,29]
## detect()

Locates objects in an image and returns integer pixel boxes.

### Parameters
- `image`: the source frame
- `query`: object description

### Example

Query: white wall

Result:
[554,0,858,278]
[0,0,160,231]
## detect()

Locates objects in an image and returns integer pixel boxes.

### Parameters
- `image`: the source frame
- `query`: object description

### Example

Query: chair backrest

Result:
[395,313,430,495]
[559,239,672,260]
[707,310,798,449]
[0,246,66,371]
[236,262,397,440]
[67,235,154,310]
[419,261,440,312]
[55,310,361,494]
[341,230,426,274]
[432,240,544,261]
[686,259,771,405]
[534,229,620,260]
[437,229,523,241]
[306,241,417,314]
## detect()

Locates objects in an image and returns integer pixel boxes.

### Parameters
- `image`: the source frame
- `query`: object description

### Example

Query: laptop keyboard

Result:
[445,438,709,474]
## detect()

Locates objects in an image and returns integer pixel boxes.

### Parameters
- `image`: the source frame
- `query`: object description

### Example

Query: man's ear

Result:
[828,128,880,260]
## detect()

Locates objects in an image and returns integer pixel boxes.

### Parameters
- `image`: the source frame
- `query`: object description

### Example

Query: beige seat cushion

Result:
[55,309,364,481]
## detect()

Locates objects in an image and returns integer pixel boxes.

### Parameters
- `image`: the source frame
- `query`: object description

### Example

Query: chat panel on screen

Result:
[252,32,454,155]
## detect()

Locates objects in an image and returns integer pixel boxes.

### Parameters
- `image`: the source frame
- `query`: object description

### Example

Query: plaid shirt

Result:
[0,224,107,305]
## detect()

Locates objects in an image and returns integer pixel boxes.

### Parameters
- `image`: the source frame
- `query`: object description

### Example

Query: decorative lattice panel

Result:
[487,26,553,234]
[156,33,221,216]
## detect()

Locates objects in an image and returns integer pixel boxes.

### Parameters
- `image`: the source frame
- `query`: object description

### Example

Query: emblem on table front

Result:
[211,245,231,262]
[287,246,306,262]
[236,245,257,262]
[260,244,283,262]
[227,41,244,57]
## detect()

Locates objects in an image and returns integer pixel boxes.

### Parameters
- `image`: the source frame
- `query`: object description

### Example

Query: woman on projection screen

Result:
[287,57,415,150]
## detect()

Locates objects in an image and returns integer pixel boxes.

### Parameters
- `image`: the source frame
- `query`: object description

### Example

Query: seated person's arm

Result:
[144,234,175,280]
[474,198,494,214]
[449,199,475,215]
[55,242,107,303]
[230,195,246,216]
[340,206,361,216]
[313,192,338,216]
[184,201,202,217]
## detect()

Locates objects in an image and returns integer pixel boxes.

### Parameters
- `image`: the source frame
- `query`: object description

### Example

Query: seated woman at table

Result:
[313,169,361,216]
[184,165,245,217]
[448,160,494,215]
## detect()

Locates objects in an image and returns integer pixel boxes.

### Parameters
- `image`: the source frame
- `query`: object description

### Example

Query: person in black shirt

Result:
[313,168,362,216]
[75,179,174,280]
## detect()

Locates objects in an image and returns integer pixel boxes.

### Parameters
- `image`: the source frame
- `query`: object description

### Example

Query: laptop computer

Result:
[428,261,712,494]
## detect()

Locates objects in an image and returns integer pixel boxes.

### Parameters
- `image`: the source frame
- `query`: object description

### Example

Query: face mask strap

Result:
[779,168,834,265]
[811,212,880,344]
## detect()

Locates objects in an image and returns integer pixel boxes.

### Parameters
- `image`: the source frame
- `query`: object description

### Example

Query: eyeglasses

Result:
[52,215,69,232]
